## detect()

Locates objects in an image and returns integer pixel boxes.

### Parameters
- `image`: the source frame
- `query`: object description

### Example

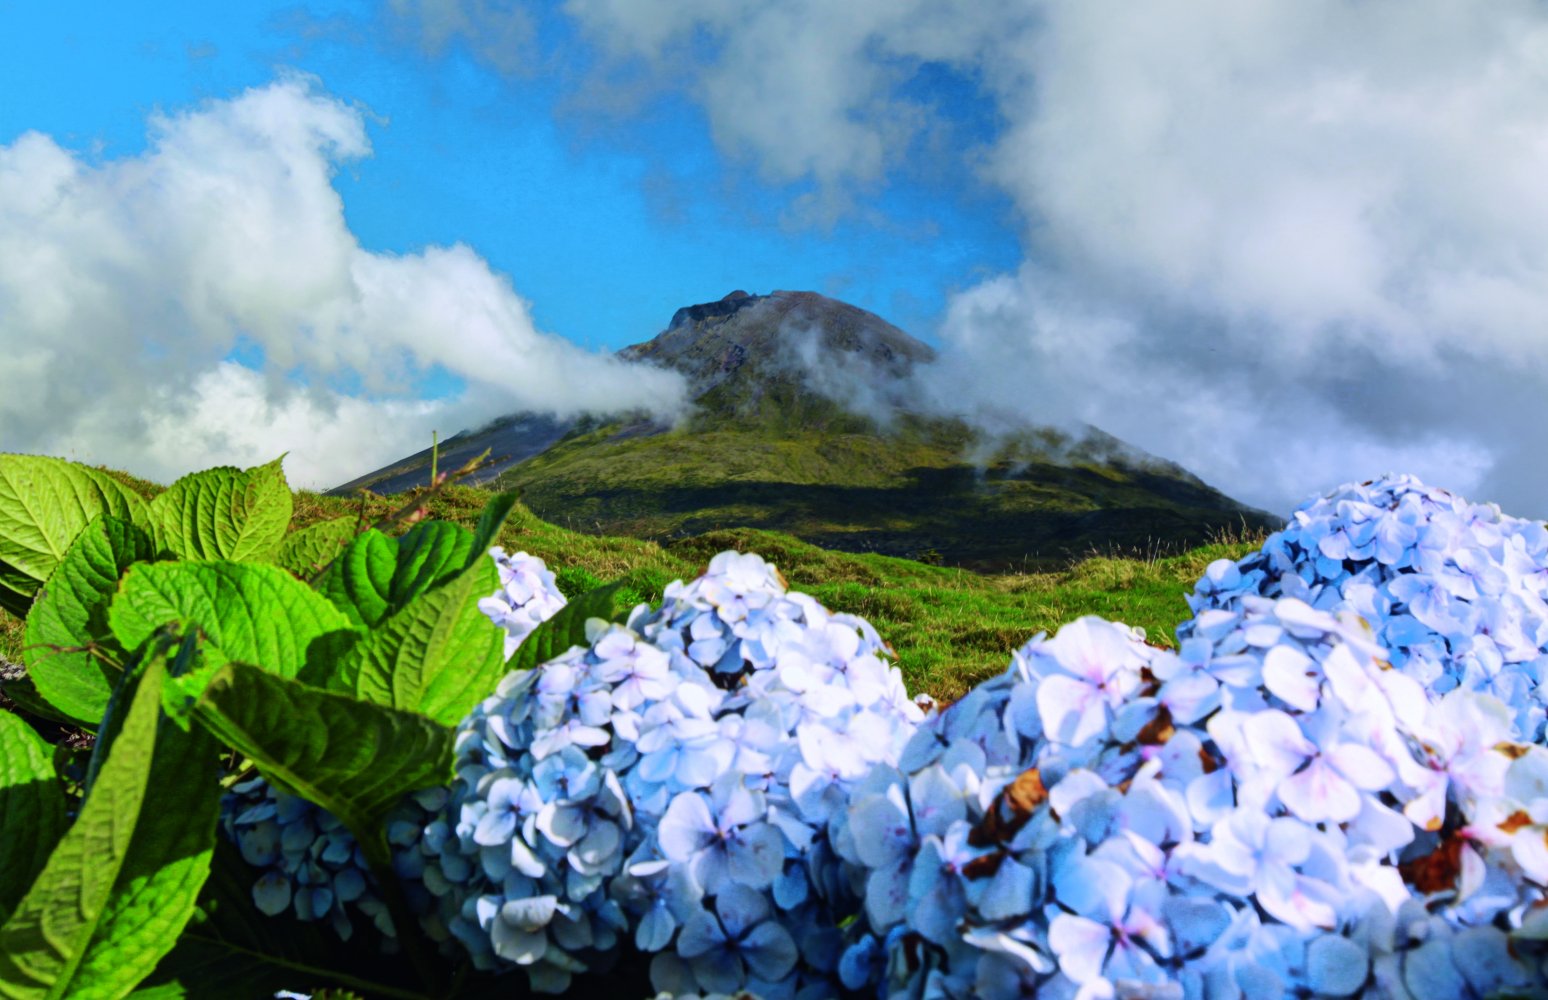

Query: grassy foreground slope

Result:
[0,470,1265,702]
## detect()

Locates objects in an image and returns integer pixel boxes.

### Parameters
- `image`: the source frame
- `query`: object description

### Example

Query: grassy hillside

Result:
[489,415,1272,575]
[0,470,1267,702]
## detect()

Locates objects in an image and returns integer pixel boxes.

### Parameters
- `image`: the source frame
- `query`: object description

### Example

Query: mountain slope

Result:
[333,290,1278,570]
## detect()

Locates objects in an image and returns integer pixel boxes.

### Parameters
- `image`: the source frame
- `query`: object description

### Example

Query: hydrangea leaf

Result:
[326,555,503,726]
[274,517,359,579]
[313,529,396,629]
[108,561,358,682]
[314,523,475,630]
[467,491,520,570]
[507,581,627,673]
[189,661,454,834]
[0,455,149,600]
[69,659,223,994]
[144,457,291,564]
[390,521,475,609]
[23,515,157,727]
[0,712,64,926]
[0,635,220,999]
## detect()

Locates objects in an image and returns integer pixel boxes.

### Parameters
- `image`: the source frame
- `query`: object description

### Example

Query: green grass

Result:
[0,474,1266,702]
[482,418,1276,574]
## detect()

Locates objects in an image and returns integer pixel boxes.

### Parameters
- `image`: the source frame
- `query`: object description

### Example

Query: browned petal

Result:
[1398,834,1464,894]
[1198,745,1223,774]
[1005,768,1049,817]
[968,768,1049,848]
[962,851,1007,880]
[1136,704,1175,746]
[1501,810,1534,834]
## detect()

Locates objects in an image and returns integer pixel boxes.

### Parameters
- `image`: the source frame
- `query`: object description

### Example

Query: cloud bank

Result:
[551,0,1548,517]
[0,76,688,489]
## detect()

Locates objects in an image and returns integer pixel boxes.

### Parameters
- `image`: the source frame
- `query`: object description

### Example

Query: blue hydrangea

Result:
[419,551,924,997]
[1186,473,1548,741]
[479,547,570,659]
[221,777,446,942]
[836,593,1548,999]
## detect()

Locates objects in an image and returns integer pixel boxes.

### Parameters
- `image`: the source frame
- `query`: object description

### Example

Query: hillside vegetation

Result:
[0,468,1266,701]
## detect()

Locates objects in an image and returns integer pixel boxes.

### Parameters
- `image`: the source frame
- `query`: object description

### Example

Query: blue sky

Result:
[0,1,1016,354]
[5,1,1548,519]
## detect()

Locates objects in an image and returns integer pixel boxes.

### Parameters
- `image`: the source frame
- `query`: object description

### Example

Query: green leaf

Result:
[144,457,291,563]
[0,636,222,999]
[313,530,396,629]
[23,516,156,727]
[274,517,359,579]
[391,521,475,606]
[191,662,453,835]
[0,456,149,600]
[0,713,64,925]
[466,491,520,569]
[329,555,503,725]
[109,561,358,683]
[507,581,627,674]
[316,523,477,630]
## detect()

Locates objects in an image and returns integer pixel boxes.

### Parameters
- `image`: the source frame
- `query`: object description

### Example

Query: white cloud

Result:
[542,0,1548,517]
[0,76,688,489]
[562,0,1025,191]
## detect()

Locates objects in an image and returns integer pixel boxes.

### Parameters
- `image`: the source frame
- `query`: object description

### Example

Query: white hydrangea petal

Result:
[1048,913,1111,985]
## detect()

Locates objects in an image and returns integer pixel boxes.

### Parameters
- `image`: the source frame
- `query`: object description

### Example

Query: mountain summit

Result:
[332,291,1276,569]
[619,289,935,431]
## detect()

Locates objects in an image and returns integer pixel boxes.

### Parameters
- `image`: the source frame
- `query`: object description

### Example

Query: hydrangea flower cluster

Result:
[221,778,446,941]
[834,598,1548,999]
[219,549,567,937]
[415,551,925,997]
[479,547,570,659]
[1187,473,1548,742]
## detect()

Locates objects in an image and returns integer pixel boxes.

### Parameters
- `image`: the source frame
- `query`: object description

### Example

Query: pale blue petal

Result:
[972,856,1036,922]
[742,920,799,982]
[1403,939,1466,1000]
[490,919,547,965]
[252,871,292,916]
[690,948,744,995]
[636,904,677,952]
[1306,934,1368,997]
[658,792,716,861]
[729,823,786,889]
[502,894,560,930]
[676,911,726,958]
[908,765,966,840]
[715,883,772,938]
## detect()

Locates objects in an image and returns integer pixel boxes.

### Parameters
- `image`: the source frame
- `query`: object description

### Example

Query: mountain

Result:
[331,290,1279,570]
